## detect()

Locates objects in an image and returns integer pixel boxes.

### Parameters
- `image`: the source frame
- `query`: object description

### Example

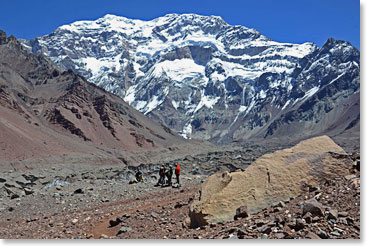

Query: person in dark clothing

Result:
[135,168,143,182]
[157,165,166,186]
[165,165,173,186]
[175,163,181,186]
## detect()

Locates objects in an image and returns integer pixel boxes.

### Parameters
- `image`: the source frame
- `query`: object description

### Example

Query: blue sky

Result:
[0,0,360,49]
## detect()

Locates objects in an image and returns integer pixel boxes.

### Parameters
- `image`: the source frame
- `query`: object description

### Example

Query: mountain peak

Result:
[21,14,359,145]
[322,37,357,50]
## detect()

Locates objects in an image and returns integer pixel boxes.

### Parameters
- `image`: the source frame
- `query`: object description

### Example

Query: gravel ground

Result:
[0,150,360,239]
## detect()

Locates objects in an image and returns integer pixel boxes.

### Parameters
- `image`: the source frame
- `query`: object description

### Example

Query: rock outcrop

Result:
[189,135,352,227]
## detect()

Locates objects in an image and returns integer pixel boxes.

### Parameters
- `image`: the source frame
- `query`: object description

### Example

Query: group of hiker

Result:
[133,163,181,187]
[156,163,181,187]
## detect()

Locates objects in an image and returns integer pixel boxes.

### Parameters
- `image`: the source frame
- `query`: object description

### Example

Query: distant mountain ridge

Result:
[21,13,360,145]
[0,30,192,165]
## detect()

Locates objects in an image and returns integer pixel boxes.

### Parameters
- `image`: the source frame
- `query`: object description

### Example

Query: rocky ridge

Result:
[0,29,216,168]
[21,14,360,146]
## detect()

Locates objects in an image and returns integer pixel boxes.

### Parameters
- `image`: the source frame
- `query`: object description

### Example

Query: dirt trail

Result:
[90,186,196,238]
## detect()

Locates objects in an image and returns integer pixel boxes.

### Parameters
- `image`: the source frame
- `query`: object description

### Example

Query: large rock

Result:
[302,198,325,217]
[189,136,352,227]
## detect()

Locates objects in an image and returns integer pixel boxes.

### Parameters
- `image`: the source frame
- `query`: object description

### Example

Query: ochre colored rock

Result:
[189,136,352,227]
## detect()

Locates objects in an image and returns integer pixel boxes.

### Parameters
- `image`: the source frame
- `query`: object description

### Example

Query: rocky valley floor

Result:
[0,147,360,239]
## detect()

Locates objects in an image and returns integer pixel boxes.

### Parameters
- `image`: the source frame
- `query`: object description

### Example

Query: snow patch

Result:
[303,86,320,99]
[152,59,205,81]
[328,72,346,85]
[239,105,247,112]
[259,90,266,99]
[171,100,179,109]
[124,85,138,104]
[180,122,192,139]
[281,100,291,110]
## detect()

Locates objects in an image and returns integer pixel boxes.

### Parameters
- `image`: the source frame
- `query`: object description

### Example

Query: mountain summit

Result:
[21,14,360,147]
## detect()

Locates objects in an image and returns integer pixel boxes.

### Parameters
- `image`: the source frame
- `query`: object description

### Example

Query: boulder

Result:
[23,188,34,195]
[151,212,158,219]
[109,219,120,227]
[338,211,348,217]
[327,209,338,220]
[303,198,324,217]
[13,175,29,187]
[189,136,352,227]
[290,218,306,231]
[73,188,84,194]
[4,186,22,198]
[234,205,249,220]
[116,226,132,235]
[0,176,6,183]
[303,212,312,224]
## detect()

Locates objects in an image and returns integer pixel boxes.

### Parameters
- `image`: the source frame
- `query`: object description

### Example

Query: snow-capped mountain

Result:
[21,14,360,144]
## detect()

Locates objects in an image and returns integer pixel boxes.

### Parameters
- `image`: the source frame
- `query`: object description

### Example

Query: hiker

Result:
[157,165,166,186]
[135,168,143,182]
[175,163,181,186]
[165,165,173,186]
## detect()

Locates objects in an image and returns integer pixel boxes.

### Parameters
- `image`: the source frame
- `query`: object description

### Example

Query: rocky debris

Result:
[0,136,359,239]
[116,226,132,235]
[109,219,120,227]
[338,211,348,217]
[122,214,131,219]
[305,232,321,239]
[0,157,360,239]
[189,136,352,227]
[302,198,325,217]
[73,188,84,194]
[258,223,272,234]
[317,230,329,239]
[302,212,312,224]
[327,209,338,220]
[151,212,158,219]
[234,206,249,220]
[290,219,306,231]
[276,201,285,208]
[23,188,34,195]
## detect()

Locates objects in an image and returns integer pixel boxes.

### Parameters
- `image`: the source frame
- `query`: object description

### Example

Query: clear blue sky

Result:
[0,0,360,49]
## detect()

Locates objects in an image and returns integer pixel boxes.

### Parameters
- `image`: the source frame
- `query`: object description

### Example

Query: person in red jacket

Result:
[175,163,181,186]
